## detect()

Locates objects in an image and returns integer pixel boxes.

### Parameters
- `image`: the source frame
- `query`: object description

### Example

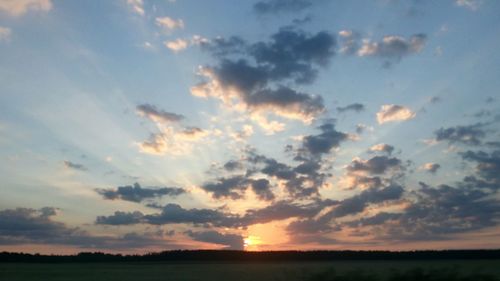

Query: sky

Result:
[0,0,500,254]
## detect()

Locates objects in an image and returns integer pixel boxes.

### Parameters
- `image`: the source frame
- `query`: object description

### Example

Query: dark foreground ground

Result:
[1,260,500,281]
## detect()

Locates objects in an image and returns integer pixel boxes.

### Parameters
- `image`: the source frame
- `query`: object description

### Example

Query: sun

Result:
[243,236,262,251]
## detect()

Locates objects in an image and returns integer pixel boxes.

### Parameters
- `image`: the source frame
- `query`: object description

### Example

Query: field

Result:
[1,260,500,281]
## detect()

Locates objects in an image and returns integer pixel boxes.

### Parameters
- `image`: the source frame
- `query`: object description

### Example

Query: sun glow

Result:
[243,236,262,251]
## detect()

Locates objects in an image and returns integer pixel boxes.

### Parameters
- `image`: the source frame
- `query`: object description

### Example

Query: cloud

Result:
[0,207,171,249]
[192,28,335,127]
[338,30,361,55]
[347,156,403,175]
[155,16,184,32]
[185,230,244,250]
[461,150,500,187]
[329,185,404,218]
[95,211,144,225]
[253,0,314,14]
[434,123,485,145]
[127,0,144,16]
[0,26,11,42]
[164,38,189,52]
[420,163,441,174]
[63,160,87,171]
[136,104,184,124]
[200,176,249,200]
[383,182,499,240]
[0,0,52,17]
[200,176,275,201]
[301,122,349,155]
[376,104,416,124]
[136,104,207,156]
[369,143,394,155]
[358,34,426,58]
[95,182,185,203]
[336,103,365,113]
[456,0,481,10]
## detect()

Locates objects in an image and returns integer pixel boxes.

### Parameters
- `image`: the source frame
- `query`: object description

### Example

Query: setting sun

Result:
[244,236,262,251]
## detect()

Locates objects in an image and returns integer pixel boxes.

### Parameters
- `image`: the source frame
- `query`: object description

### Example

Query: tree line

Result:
[1,249,500,263]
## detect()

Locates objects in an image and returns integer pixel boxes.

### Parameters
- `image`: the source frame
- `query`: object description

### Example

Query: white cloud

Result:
[456,0,481,10]
[155,16,184,32]
[165,38,188,52]
[0,26,11,42]
[376,104,416,124]
[0,0,52,16]
[127,0,144,16]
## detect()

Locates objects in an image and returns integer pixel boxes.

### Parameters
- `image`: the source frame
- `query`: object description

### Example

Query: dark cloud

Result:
[250,179,275,201]
[328,184,404,218]
[96,204,241,228]
[245,86,324,117]
[461,150,500,187]
[201,176,249,200]
[96,199,336,229]
[95,183,185,203]
[301,122,349,155]
[253,0,314,15]
[347,156,402,175]
[386,182,500,240]
[242,200,333,225]
[336,103,365,113]
[223,160,243,171]
[193,28,335,122]
[95,211,144,225]
[144,204,241,228]
[63,161,87,171]
[185,230,244,250]
[201,174,276,201]
[0,208,171,249]
[136,104,184,123]
[249,28,336,83]
[200,36,246,57]
[284,185,404,238]
[435,123,485,145]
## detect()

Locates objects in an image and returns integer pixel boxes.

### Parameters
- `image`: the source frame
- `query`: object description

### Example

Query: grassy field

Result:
[1,260,500,281]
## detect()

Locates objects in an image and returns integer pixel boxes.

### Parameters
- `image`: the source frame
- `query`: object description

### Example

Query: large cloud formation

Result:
[192,28,335,128]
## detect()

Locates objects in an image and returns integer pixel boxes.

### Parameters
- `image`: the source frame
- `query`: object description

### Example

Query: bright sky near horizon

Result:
[1,0,500,253]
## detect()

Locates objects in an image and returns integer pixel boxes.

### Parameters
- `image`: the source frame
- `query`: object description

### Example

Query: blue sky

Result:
[0,0,500,253]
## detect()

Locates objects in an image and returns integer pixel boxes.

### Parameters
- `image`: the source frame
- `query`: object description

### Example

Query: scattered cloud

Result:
[136,104,184,124]
[420,162,441,174]
[127,0,144,16]
[347,156,403,175]
[0,0,52,17]
[0,26,11,42]
[95,183,185,203]
[376,104,416,124]
[369,143,394,155]
[435,123,485,146]
[164,38,189,52]
[253,0,315,14]
[63,161,87,171]
[155,16,184,32]
[455,0,481,11]
[336,103,365,113]
[358,34,426,67]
